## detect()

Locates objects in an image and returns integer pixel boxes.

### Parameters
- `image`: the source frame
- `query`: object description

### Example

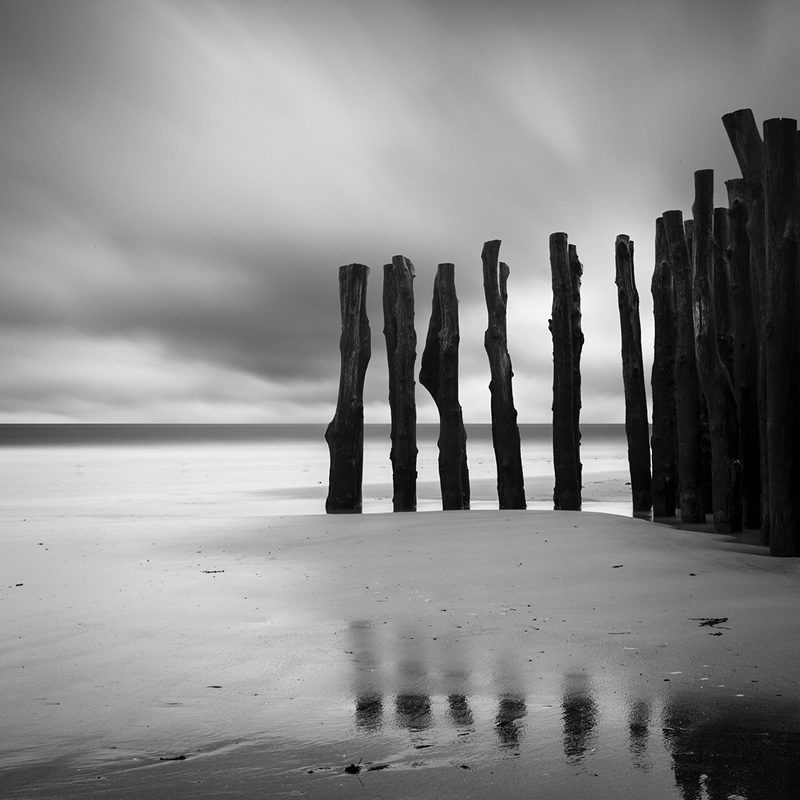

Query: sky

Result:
[1,0,798,424]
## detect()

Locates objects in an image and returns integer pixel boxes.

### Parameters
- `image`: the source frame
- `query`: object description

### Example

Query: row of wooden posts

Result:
[325,107,800,558]
[641,108,800,558]
[325,241,525,516]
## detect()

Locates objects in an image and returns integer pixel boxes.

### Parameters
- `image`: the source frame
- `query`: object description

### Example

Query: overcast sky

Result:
[2,0,798,424]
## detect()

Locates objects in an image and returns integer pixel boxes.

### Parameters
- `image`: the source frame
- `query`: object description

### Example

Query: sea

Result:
[0,423,637,520]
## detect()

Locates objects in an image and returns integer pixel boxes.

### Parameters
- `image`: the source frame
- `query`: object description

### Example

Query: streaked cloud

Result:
[1,0,798,423]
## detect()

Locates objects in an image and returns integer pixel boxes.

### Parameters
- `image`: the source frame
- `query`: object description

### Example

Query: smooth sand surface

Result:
[2,509,800,798]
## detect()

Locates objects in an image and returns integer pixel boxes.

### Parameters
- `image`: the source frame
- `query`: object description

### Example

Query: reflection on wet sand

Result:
[447,694,474,729]
[561,673,598,764]
[662,693,800,800]
[628,698,652,771]
[347,620,800,797]
[495,694,527,751]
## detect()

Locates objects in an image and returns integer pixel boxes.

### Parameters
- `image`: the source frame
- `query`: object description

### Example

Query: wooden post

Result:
[763,117,800,555]
[569,244,585,494]
[713,207,735,383]
[650,217,678,517]
[685,217,713,514]
[325,264,371,513]
[549,233,581,510]
[692,170,742,533]
[481,240,526,509]
[726,178,761,530]
[614,235,653,513]
[419,263,470,510]
[383,255,417,512]
[722,108,770,542]
[663,211,706,524]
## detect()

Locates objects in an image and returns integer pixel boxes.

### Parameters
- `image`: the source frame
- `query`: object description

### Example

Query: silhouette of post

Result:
[726,178,761,530]
[663,212,706,523]
[763,117,800,555]
[650,218,678,517]
[383,255,418,512]
[713,207,735,382]
[692,170,742,533]
[549,233,581,510]
[569,244,585,497]
[615,235,653,513]
[722,108,769,542]
[325,264,371,513]
[419,263,470,510]
[481,239,526,509]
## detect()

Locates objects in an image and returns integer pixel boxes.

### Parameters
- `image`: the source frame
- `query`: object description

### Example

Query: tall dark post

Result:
[549,233,581,510]
[663,212,705,524]
[325,264,371,513]
[722,108,769,542]
[650,218,678,517]
[419,263,470,510]
[569,245,584,494]
[763,117,800,556]
[481,240,526,509]
[726,178,761,530]
[383,255,417,512]
[692,170,742,533]
[614,235,653,513]
[713,207,735,383]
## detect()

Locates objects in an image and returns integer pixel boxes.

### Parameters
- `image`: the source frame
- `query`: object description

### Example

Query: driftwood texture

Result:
[663,212,705,524]
[569,245,584,493]
[325,264,371,513]
[763,117,800,555]
[692,170,742,533]
[419,263,470,510]
[383,255,417,512]
[549,233,581,510]
[726,178,761,530]
[722,108,770,541]
[614,235,652,513]
[481,240,526,509]
[713,207,735,383]
[650,218,678,517]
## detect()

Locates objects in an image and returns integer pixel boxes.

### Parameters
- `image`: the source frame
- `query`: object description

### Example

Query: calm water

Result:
[0,423,635,519]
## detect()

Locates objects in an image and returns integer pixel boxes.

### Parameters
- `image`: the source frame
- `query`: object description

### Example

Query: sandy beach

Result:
[2,504,799,799]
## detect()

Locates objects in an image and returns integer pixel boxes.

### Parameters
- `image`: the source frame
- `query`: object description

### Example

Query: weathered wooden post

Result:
[614,235,652,513]
[763,116,800,555]
[726,178,761,530]
[549,233,581,510]
[692,170,742,533]
[419,263,470,510]
[481,240,526,509]
[325,264,371,513]
[569,244,584,493]
[663,211,705,524]
[650,218,678,517]
[713,207,735,383]
[383,255,417,512]
[722,108,769,541]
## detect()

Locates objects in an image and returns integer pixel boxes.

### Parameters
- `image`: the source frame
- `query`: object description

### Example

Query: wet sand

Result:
[2,508,800,798]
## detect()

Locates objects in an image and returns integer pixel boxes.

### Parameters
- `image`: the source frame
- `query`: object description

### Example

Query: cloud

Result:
[1,0,798,423]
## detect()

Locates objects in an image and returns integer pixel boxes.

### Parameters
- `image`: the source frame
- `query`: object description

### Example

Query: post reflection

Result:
[662,693,800,800]
[348,619,385,732]
[447,693,474,729]
[628,698,651,770]
[354,694,383,732]
[395,694,432,731]
[346,621,800,796]
[495,693,527,751]
[561,674,598,764]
